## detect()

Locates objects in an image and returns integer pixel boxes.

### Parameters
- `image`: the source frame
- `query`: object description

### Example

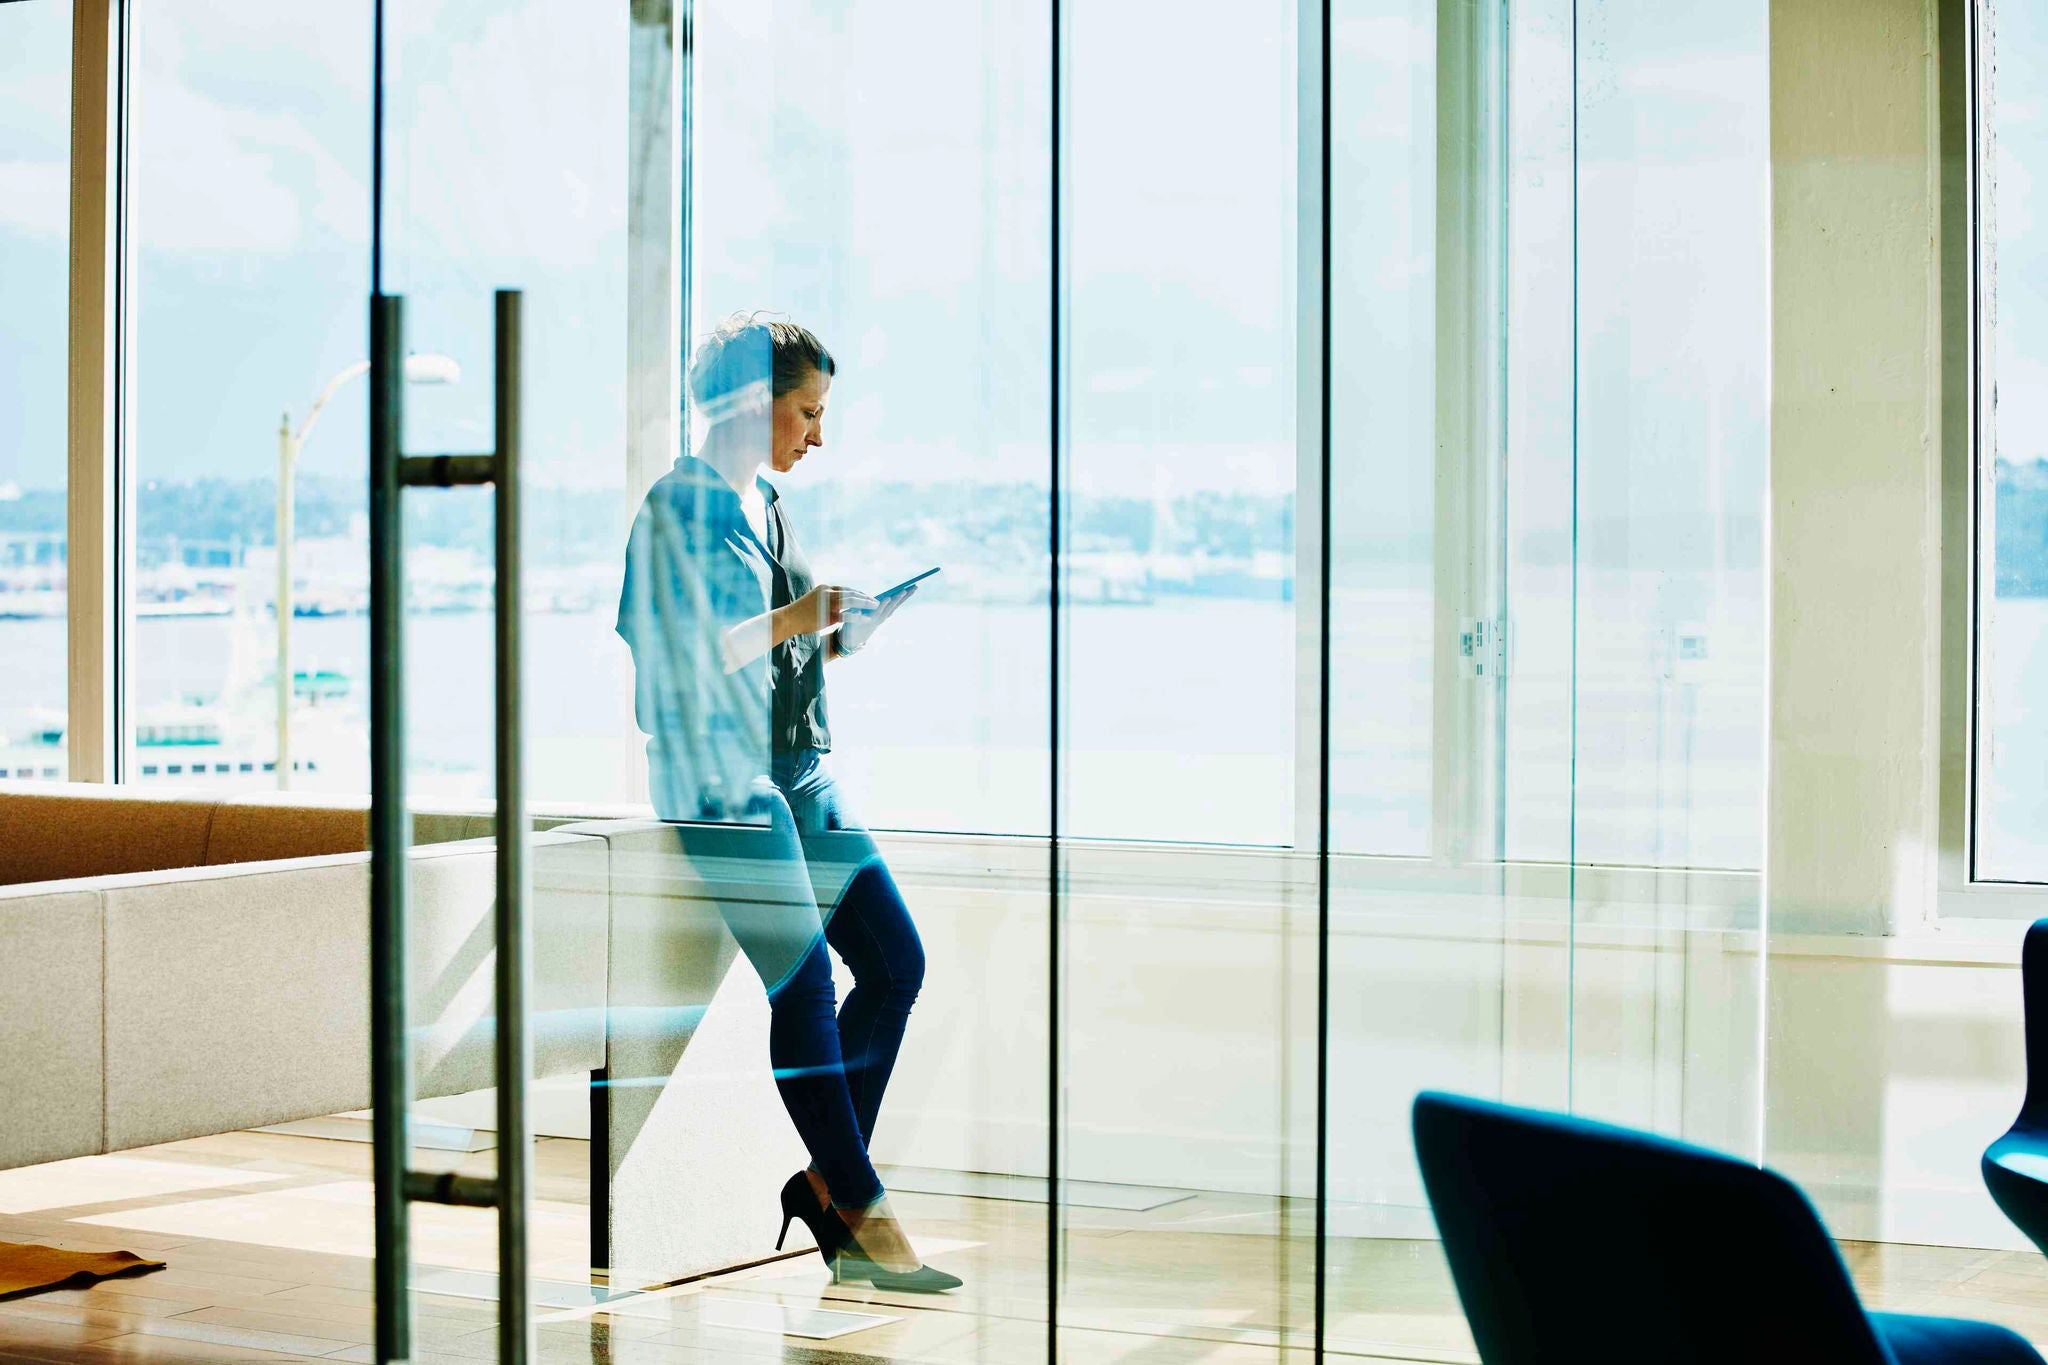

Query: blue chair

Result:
[1413,1091,2043,1364]
[1985,919,2048,1258]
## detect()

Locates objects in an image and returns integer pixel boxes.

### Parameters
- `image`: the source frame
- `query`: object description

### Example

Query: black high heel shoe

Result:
[775,1171,850,1267]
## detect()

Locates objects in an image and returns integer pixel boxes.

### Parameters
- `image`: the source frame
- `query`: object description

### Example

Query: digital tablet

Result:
[872,566,941,602]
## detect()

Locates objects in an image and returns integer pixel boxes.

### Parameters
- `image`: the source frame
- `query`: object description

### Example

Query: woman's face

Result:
[769,368,831,474]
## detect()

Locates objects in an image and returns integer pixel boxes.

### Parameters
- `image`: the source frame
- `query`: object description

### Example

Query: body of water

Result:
[3,595,2043,871]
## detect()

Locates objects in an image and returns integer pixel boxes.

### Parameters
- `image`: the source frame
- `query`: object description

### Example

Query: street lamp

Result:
[277,353,459,788]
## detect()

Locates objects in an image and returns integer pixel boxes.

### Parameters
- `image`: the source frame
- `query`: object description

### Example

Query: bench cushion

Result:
[204,795,370,866]
[0,784,507,890]
[0,786,216,887]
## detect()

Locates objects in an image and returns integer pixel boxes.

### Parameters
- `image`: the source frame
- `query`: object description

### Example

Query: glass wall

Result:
[649,0,1057,1354]
[374,5,635,1353]
[1324,0,1506,1354]
[1324,0,1769,1359]
[1979,0,2048,884]
[0,0,1772,1356]
[1058,2,1312,1353]
[45,0,2048,1356]
[368,0,1773,1358]
[1574,0,1769,1145]
[0,0,72,783]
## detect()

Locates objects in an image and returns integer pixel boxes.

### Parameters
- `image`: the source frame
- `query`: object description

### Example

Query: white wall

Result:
[1767,925,2033,1251]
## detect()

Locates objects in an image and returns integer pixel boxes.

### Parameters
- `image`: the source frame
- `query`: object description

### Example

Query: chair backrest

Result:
[1412,1091,1890,1365]
[2018,920,2048,1128]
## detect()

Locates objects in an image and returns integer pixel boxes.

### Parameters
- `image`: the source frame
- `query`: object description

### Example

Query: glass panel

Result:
[1325,2,1770,1360]
[1503,0,1577,869]
[1062,1,1301,849]
[1058,0,1313,1352]
[1979,0,2048,883]
[1568,0,1769,877]
[1325,2,1510,1359]
[689,3,1053,839]
[360,0,1779,1357]
[380,6,630,809]
[1328,1,1438,862]
[673,1,1057,1354]
[381,0,1055,1355]
[0,0,73,783]
[1563,0,1768,1146]
[127,1,373,791]
[375,0,629,1349]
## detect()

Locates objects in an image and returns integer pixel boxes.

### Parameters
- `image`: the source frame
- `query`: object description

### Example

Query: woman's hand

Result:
[836,584,915,656]
[777,584,879,642]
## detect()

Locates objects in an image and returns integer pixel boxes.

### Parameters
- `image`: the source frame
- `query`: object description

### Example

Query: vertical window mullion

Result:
[65,0,127,785]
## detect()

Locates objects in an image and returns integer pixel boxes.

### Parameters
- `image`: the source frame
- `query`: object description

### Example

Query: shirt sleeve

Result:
[718,613,773,673]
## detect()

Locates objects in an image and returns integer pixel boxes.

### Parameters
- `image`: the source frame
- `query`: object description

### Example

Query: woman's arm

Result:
[720,584,878,673]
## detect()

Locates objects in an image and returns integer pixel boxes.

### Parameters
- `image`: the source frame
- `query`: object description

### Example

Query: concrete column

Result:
[1768,0,1944,937]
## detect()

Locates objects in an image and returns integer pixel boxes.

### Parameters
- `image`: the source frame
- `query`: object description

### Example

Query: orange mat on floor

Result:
[0,1241,164,1299]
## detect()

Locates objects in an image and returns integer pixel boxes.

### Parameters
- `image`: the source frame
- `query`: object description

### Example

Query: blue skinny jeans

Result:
[736,750,923,1210]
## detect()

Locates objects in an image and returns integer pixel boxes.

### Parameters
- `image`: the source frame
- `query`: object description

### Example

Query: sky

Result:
[0,0,74,500]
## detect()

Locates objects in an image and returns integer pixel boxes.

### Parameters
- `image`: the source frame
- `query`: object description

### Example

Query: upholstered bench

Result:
[0,783,607,1170]
[0,783,802,1285]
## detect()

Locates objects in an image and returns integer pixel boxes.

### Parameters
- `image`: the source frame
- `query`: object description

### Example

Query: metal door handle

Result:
[368,289,532,1365]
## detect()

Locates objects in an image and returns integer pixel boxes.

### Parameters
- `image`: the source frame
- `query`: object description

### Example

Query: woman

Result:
[616,313,957,1292]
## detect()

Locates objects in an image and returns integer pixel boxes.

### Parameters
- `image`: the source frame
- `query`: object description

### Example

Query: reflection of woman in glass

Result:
[617,314,958,1292]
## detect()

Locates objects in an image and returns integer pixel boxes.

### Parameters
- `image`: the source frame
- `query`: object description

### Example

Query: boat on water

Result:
[1,558,377,786]
[0,670,360,786]
[0,707,66,779]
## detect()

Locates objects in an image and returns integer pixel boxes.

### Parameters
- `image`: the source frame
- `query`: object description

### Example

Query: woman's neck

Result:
[697,429,765,498]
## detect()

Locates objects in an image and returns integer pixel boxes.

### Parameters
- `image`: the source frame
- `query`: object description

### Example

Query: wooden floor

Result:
[2,1131,2047,1364]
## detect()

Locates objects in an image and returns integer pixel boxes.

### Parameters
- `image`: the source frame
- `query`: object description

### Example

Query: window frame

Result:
[64,0,124,784]
[1942,0,2048,918]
